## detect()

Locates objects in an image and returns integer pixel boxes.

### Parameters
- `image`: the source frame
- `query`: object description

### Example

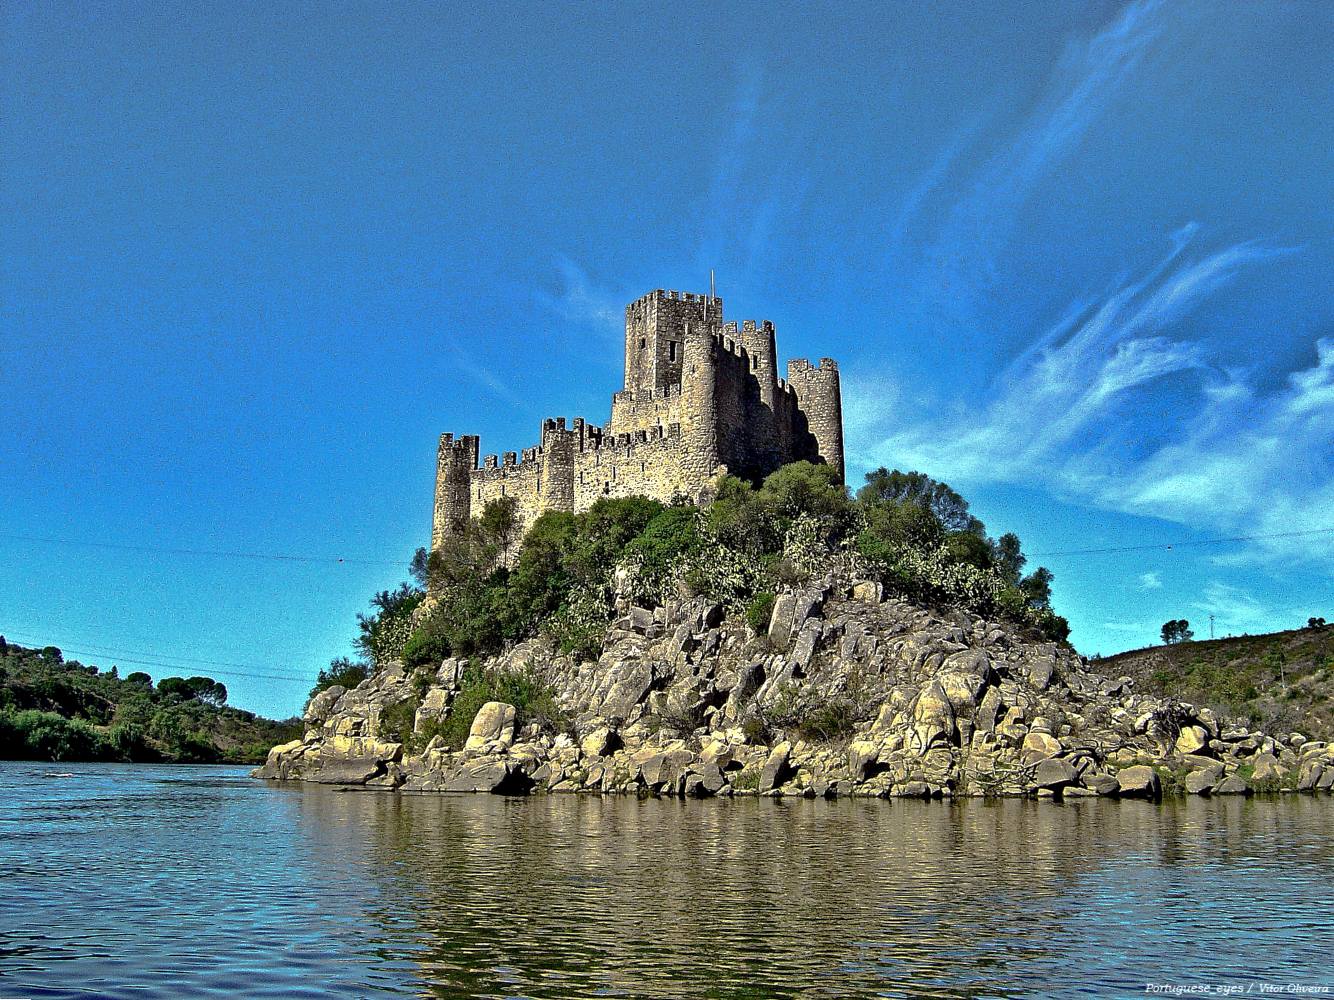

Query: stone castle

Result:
[432,287,843,551]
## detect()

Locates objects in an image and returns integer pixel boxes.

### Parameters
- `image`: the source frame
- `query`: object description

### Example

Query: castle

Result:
[432,288,843,552]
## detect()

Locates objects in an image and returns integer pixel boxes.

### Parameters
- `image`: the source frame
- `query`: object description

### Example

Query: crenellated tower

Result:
[623,290,723,395]
[432,285,844,571]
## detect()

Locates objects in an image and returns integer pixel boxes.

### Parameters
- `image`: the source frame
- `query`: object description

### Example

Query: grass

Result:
[1102,626,1334,739]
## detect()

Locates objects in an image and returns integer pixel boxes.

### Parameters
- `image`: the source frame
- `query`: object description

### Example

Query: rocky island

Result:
[258,286,1334,802]
[257,574,1334,801]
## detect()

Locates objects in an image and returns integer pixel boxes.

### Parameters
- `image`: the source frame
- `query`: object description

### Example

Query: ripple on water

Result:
[1,762,1332,999]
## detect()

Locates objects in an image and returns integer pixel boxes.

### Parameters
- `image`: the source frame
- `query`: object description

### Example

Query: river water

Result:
[1,761,1331,999]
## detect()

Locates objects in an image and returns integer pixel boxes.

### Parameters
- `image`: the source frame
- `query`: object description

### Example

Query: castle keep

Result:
[432,288,843,551]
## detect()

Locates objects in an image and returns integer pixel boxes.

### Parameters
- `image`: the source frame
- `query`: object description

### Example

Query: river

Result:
[1,761,1331,998]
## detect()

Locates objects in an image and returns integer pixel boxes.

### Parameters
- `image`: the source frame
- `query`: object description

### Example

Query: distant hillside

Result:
[1099,623,1334,739]
[0,637,301,763]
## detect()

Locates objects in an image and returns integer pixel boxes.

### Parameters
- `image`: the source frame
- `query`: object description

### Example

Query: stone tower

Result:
[432,287,843,553]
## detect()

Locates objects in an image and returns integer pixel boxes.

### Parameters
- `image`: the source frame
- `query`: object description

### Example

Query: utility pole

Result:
[1209,614,1215,640]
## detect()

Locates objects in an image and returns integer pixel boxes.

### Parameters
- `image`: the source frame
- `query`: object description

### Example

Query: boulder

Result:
[1213,775,1251,796]
[1034,757,1077,791]
[581,726,621,758]
[464,702,516,750]
[851,580,883,603]
[598,660,655,720]
[848,740,882,780]
[767,594,798,647]
[912,681,955,750]
[639,749,694,790]
[436,658,464,689]
[1022,730,1062,757]
[1175,725,1210,756]
[1184,765,1224,796]
[1116,765,1161,799]
[441,758,528,794]
[309,754,387,785]
[1083,771,1121,796]
[1297,761,1325,791]
[415,687,451,732]
[1250,753,1285,785]
[789,620,824,671]
[303,686,345,725]
[690,761,727,795]
[1028,655,1056,691]
[759,742,793,793]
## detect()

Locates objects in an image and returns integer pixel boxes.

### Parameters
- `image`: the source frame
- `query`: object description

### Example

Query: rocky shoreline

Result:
[257,580,1334,801]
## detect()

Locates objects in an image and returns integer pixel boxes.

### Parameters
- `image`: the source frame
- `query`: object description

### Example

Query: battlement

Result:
[786,357,839,376]
[611,383,682,406]
[628,288,724,309]
[433,285,843,566]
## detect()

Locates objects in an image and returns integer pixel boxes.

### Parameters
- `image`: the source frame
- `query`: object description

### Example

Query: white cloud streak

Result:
[920,0,1166,292]
[848,228,1326,564]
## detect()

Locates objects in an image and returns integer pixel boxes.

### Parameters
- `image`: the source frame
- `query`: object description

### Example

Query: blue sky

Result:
[2,1,1330,718]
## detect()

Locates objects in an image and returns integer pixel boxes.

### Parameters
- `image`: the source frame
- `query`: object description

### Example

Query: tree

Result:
[354,583,425,667]
[125,671,153,686]
[185,676,227,707]
[479,496,522,562]
[857,469,984,536]
[1307,617,1328,630]
[757,461,853,532]
[157,675,226,705]
[991,532,1026,587]
[1160,619,1194,645]
[157,676,193,700]
[311,657,370,698]
[1020,567,1055,611]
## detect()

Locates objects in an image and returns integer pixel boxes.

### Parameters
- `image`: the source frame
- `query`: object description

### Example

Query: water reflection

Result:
[301,791,1334,999]
[2,763,1331,1000]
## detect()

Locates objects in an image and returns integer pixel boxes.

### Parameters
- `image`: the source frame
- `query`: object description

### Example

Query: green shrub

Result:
[433,666,568,749]
[310,657,371,698]
[745,592,776,634]
[355,584,425,668]
[377,697,419,746]
[0,708,111,761]
[796,699,859,742]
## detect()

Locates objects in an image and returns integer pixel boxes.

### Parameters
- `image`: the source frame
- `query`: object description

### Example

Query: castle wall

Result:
[571,425,706,508]
[608,383,686,437]
[624,290,722,395]
[432,287,843,568]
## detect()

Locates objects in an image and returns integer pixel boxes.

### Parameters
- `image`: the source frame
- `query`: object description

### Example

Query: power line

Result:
[0,630,313,680]
[5,525,1332,566]
[1028,526,1334,558]
[0,532,407,568]
[1,632,317,685]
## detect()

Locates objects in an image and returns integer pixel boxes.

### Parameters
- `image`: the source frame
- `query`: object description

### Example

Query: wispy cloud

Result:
[535,257,624,344]
[848,227,1326,563]
[696,62,807,296]
[441,334,530,409]
[916,0,1166,294]
[1138,571,1163,590]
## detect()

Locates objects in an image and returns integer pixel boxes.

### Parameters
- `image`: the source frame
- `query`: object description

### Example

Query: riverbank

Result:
[257,579,1334,801]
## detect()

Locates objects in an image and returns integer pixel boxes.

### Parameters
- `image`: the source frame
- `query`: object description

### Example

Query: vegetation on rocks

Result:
[0,638,301,763]
[1101,622,1334,740]
[329,462,1068,689]
[263,461,1334,804]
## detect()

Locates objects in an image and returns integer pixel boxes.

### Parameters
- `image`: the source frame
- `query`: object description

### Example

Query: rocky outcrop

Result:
[256,580,1334,802]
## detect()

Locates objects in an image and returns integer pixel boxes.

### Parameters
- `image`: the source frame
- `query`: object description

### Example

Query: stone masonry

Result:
[432,288,844,551]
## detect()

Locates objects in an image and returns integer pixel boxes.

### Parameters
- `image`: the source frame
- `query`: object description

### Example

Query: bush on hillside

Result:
[380,461,1071,679]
